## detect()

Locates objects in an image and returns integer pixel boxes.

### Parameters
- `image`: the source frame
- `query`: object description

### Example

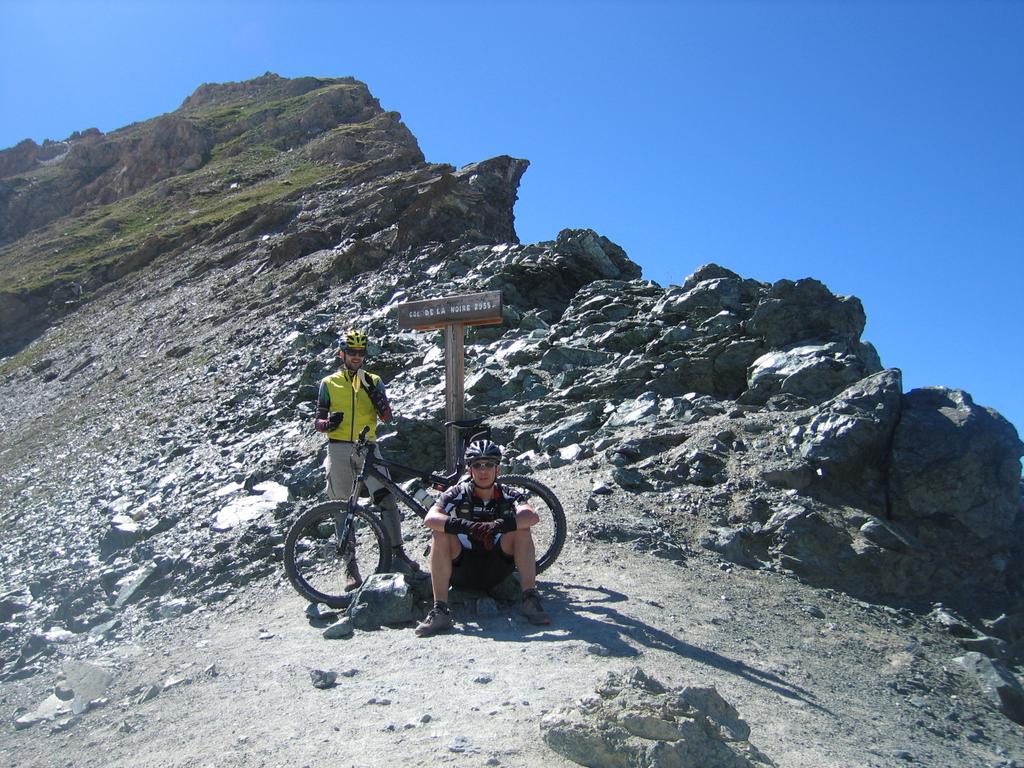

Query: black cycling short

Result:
[450,545,515,590]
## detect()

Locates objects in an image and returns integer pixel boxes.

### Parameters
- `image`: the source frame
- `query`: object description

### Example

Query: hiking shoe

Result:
[415,606,454,637]
[391,548,426,578]
[344,560,363,592]
[521,588,550,626]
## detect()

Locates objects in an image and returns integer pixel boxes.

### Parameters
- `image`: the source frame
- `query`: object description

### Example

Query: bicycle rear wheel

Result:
[283,501,392,607]
[499,475,566,573]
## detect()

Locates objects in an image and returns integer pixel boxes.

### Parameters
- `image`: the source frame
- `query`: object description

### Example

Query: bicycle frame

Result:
[369,453,460,493]
[345,420,489,522]
[346,441,452,523]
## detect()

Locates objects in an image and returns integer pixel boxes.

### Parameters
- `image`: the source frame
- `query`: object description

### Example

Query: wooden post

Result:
[444,323,465,473]
[395,291,503,474]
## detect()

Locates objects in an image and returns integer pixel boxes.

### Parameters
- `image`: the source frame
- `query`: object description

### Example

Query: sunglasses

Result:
[469,461,498,470]
[345,349,367,357]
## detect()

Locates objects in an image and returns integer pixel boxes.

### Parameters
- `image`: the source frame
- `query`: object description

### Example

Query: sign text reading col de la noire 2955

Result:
[397,291,503,331]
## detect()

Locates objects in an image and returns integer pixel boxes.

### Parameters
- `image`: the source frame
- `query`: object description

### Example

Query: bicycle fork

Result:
[338,441,372,561]
[334,502,359,563]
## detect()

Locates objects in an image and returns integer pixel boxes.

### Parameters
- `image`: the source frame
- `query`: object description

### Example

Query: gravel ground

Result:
[3,470,1023,768]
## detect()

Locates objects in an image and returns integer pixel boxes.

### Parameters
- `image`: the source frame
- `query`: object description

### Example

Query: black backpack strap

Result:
[365,373,393,422]
[450,483,473,520]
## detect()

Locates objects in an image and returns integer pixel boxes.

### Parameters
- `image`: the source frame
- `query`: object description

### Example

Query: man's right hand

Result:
[467,521,501,550]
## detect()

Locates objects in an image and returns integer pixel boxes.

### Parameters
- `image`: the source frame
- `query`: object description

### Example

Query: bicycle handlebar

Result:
[444,417,487,430]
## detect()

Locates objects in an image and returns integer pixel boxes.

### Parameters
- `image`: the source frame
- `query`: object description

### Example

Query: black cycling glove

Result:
[314,411,344,432]
[443,516,474,536]
[469,521,501,550]
[497,511,518,534]
[444,517,502,550]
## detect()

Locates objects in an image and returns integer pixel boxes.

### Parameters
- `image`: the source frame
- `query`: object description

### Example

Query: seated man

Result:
[415,440,550,637]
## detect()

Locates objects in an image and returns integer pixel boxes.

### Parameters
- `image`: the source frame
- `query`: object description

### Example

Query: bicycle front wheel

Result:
[499,475,566,573]
[283,501,392,607]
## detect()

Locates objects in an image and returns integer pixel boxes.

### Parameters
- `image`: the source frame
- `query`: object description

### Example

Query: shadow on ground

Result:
[459,581,831,714]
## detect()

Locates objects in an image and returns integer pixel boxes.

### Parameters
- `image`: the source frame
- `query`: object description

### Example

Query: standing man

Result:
[313,329,421,590]
[415,439,550,637]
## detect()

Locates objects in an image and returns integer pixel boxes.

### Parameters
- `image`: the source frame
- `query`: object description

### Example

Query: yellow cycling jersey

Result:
[318,369,385,442]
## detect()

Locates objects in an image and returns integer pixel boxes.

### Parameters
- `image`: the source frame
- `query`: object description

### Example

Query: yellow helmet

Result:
[339,329,369,351]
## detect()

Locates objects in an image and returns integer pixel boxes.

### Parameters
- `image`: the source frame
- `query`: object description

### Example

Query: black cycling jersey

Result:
[437,481,525,523]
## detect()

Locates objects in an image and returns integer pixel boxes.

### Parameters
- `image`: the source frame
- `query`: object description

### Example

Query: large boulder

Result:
[749,381,1024,602]
[747,277,865,347]
[888,388,1023,541]
[744,343,875,404]
[793,368,903,506]
[652,277,747,323]
[550,228,643,283]
[797,368,903,473]
[763,505,853,575]
[347,573,417,630]
[541,668,774,768]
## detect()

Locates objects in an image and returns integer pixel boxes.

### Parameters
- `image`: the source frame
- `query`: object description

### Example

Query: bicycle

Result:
[283,418,567,607]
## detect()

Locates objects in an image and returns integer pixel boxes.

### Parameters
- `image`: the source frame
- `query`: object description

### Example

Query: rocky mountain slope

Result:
[1,74,1022,766]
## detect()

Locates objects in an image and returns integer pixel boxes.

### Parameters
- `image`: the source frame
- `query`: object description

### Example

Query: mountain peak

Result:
[178,72,354,111]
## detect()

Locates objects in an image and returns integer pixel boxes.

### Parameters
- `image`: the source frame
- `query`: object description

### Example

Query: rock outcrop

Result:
[889,388,1023,541]
[541,668,774,767]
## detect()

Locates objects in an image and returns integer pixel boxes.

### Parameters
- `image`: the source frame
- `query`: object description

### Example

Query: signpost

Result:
[397,291,503,471]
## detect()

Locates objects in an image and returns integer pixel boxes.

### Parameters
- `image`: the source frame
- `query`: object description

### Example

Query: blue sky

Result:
[2,1,1022,434]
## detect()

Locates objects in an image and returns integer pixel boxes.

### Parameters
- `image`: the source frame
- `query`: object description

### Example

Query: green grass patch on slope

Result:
[0,80,382,294]
[0,146,338,292]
